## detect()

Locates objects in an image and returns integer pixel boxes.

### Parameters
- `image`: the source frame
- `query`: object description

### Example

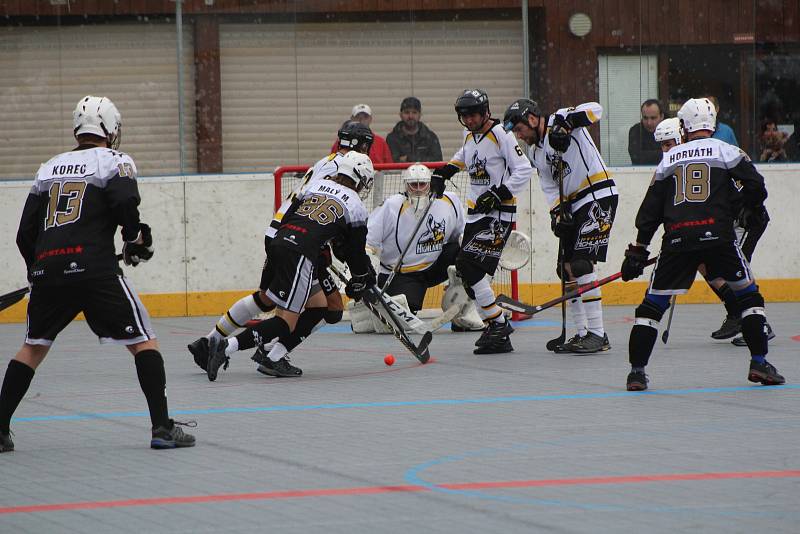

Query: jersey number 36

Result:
[295,194,344,225]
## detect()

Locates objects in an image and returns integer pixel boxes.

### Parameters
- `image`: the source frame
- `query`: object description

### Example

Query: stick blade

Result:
[416,331,433,364]
[0,287,29,313]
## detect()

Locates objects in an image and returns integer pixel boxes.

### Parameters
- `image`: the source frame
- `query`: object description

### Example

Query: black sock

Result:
[237,316,291,350]
[710,282,739,317]
[283,307,327,351]
[629,324,658,368]
[0,360,35,434]
[134,350,170,429]
[740,313,768,357]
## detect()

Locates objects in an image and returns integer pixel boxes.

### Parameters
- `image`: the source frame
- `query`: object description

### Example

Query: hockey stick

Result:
[380,194,435,293]
[1,253,126,313]
[547,154,569,351]
[496,257,657,316]
[331,265,432,363]
[661,295,677,344]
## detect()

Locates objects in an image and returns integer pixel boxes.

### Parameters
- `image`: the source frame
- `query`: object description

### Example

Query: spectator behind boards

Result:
[706,95,739,147]
[386,96,443,163]
[627,98,664,165]
[331,104,393,163]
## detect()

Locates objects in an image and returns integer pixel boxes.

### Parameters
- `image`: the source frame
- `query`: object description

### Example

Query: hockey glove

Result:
[738,204,770,232]
[549,208,575,239]
[621,244,649,281]
[474,184,512,214]
[122,223,154,267]
[548,125,571,153]
[431,164,459,199]
[345,271,376,301]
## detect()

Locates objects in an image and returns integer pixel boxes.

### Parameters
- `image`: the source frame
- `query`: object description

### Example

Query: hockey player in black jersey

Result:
[620,98,784,391]
[204,151,376,381]
[0,96,195,452]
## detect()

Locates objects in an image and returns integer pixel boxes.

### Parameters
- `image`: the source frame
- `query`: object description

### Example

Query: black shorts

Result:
[264,248,315,313]
[458,217,513,276]
[649,242,755,296]
[261,250,333,297]
[25,275,156,346]
[564,196,617,263]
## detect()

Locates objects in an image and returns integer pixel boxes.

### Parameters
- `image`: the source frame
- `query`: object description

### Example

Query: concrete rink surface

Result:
[0,303,798,533]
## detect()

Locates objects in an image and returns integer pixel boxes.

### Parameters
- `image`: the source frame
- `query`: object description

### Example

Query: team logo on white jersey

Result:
[416,215,446,254]
[468,152,490,186]
[545,153,573,178]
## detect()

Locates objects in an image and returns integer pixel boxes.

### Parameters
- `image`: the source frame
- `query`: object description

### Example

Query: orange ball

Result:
[384,354,395,366]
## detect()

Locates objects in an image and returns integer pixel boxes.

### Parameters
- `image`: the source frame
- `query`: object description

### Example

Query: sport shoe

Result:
[553,334,583,353]
[0,430,14,452]
[711,314,741,339]
[626,370,648,391]
[188,337,209,371]
[731,322,775,347]
[151,419,197,449]
[473,337,513,354]
[255,355,303,377]
[207,337,230,382]
[748,360,785,386]
[566,331,609,354]
[474,320,514,347]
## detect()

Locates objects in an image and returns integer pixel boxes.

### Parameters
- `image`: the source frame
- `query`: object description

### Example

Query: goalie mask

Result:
[338,151,375,199]
[73,95,122,150]
[654,117,683,151]
[402,163,432,216]
[337,121,374,154]
[677,98,716,133]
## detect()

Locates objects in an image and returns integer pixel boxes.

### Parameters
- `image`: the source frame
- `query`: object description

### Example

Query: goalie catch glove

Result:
[621,244,649,281]
[345,270,376,301]
[474,184,512,214]
[122,223,154,267]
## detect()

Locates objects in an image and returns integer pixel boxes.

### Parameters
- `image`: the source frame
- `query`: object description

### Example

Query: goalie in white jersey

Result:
[351,164,481,333]
[430,89,534,354]
[504,98,618,354]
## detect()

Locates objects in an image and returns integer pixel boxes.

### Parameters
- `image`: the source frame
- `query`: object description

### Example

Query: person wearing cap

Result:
[331,104,393,164]
[386,97,443,163]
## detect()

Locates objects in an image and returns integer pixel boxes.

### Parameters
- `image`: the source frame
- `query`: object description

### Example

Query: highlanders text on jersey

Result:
[367,191,464,275]
[274,178,370,274]
[16,146,141,285]
[527,102,617,214]
[266,152,343,240]
[635,137,766,251]
[448,120,532,223]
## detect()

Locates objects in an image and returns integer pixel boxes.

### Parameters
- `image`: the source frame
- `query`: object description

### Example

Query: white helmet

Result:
[73,96,122,149]
[402,163,432,217]
[338,151,375,198]
[677,97,716,133]
[654,117,682,145]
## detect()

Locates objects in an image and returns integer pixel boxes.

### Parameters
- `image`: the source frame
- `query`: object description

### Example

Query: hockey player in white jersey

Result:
[503,98,618,354]
[350,164,481,333]
[188,122,374,377]
[430,89,533,354]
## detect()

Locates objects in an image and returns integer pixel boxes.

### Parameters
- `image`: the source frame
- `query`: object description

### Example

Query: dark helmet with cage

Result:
[455,89,490,131]
[337,120,374,154]
[502,98,541,132]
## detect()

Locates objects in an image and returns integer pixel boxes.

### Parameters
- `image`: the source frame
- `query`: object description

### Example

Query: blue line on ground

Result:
[13,385,799,423]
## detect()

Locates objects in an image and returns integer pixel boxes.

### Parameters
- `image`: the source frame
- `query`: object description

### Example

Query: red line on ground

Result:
[1,470,798,515]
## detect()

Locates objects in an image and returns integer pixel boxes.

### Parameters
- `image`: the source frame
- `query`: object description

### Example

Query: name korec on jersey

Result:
[52,164,87,176]
[668,147,714,165]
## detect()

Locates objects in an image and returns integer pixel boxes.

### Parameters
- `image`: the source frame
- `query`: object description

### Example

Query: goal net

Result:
[273,161,521,318]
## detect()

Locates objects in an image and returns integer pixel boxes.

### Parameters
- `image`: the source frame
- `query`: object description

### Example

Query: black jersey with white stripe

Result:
[273,177,371,275]
[635,137,767,251]
[16,146,142,285]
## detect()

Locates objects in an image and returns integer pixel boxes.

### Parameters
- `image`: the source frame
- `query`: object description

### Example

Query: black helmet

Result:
[337,121,374,154]
[455,89,490,117]
[503,98,541,131]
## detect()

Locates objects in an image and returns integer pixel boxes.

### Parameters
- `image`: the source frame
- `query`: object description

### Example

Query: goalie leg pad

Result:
[348,300,376,333]
[453,301,485,330]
